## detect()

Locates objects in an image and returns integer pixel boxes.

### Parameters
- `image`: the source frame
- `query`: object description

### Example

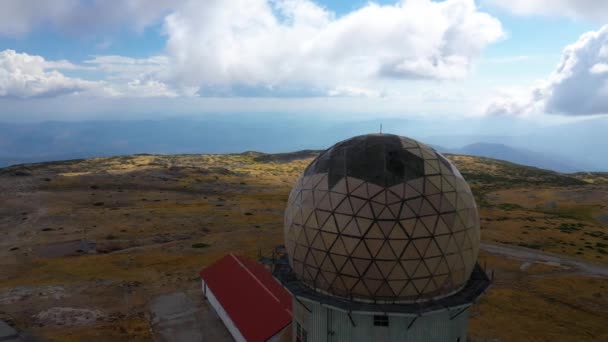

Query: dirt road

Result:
[481,242,608,277]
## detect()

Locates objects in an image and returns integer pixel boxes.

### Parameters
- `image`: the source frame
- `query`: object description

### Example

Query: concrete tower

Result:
[275,134,490,342]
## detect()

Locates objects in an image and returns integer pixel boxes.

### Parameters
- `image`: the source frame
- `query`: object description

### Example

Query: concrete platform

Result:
[150,292,231,342]
[0,320,21,342]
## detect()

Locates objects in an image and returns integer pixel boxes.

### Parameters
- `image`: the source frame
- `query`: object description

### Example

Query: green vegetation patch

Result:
[192,243,211,249]
[517,242,542,250]
[538,205,599,222]
[497,203,524,211]
[458,159,586,188]
[585,231,605,238]
[557,223,586,234]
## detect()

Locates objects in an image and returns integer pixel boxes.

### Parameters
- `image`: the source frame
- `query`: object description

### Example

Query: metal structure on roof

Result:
[271,251,490,314]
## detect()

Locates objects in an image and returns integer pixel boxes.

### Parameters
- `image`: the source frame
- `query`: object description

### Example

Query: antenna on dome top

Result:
[379,123,383,134]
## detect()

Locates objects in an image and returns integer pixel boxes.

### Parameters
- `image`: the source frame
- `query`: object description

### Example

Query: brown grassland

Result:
[0,152,606,341]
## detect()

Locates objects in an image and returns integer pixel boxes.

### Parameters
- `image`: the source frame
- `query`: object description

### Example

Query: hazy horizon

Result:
[2,1,608,171]
[1,114,606,173]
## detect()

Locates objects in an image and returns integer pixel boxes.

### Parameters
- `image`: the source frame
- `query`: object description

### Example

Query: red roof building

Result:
[200,254,293,342]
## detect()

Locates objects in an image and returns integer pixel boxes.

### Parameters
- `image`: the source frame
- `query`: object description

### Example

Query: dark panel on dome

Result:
[304,134,425,189]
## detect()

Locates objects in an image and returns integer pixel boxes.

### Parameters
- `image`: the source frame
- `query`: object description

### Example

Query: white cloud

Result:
[0,50,94,98]
[483,0,608,21]
[43,60,92,71]
[164,0,503,95]
[0,0,503,100]
[84,55,170,81]
[95,79,179,98]
[483,87,544,116]
[0,50,178,99]
[328,85,383,98]
[485,25,608,116]
[0,0,75,36]
[0,0,185,37]
[82,55,194,97]
[590,63,608,75]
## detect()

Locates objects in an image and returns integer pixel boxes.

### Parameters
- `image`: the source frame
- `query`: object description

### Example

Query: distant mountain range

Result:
[0,117,605,173]
[432,143,583,173]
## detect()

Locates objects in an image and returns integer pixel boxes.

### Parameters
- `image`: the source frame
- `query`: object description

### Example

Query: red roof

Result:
[200,254,292,342]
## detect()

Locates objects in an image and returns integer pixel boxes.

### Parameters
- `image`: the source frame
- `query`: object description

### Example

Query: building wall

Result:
[202,280,247,342]
[268,324,292,342]
[293,297,470,342]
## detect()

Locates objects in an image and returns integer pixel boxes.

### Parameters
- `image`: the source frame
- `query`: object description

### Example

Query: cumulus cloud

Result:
[1,0,504,99]
[57,0,187,34]
[0,0,185,36]
[0,50,178,99]
[84,55,171,83]
[96,79,179,98]
[82,55,193,97]
[164,0,503,95]
[485,25,608,116]
[590,63,608,75]
[0,0,75,36]
[483,0,608,22]
[0,50,94,98]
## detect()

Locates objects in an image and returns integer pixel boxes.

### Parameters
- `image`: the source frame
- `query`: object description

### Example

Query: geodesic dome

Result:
[284,134,480,303]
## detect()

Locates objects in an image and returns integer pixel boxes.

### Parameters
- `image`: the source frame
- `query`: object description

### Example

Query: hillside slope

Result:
[0,152,606,341]
[436,143,583,173]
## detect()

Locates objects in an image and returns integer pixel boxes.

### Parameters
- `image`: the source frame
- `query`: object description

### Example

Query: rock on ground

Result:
[33,307,103,327]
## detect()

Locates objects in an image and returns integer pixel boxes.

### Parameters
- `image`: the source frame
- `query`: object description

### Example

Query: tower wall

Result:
[293,297,470,342]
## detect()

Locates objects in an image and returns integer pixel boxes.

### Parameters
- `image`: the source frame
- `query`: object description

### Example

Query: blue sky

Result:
[0,0,607,124]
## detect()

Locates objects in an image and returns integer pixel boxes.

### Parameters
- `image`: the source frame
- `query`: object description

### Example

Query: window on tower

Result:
[374,315,389,327]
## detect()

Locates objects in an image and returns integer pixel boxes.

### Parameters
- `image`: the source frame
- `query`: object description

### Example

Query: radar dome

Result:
[284,134,480,302]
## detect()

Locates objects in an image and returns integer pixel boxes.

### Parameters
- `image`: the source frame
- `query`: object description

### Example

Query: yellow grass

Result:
[1,153,606,341]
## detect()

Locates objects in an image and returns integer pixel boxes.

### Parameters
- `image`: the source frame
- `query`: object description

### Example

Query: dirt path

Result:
[481,242,608,277]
